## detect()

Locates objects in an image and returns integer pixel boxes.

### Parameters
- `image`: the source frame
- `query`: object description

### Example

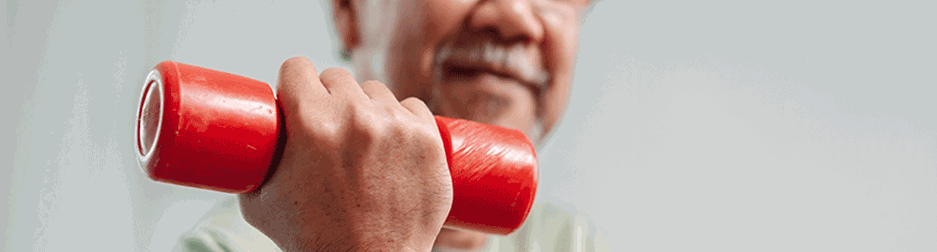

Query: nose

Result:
[469,0,545,43]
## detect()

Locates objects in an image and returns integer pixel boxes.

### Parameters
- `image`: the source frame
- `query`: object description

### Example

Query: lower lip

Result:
[437,69,538,121]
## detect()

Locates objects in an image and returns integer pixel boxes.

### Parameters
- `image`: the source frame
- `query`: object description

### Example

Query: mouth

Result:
[427,34,550,136]
[440,62,546,93]
[432,58,543,125]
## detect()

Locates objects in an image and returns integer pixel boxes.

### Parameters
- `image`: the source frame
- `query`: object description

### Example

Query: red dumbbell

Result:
[135,61,538,235]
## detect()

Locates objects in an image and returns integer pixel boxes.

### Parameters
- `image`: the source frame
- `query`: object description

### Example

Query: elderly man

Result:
[173,0,605,251]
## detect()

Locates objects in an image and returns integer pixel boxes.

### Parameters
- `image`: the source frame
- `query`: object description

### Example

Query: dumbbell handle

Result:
[134,61,538,235]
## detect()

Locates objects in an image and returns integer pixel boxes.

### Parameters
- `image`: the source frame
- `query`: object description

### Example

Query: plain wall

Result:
[4,0,935,251]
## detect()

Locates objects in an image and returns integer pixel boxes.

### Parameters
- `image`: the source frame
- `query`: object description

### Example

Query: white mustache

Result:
[429,36,549,144]
[433,38,550,89]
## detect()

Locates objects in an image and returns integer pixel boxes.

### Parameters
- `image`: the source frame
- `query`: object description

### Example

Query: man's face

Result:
[344,0,591,142]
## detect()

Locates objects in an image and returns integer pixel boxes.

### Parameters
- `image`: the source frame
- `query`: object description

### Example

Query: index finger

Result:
[275,56,328,110]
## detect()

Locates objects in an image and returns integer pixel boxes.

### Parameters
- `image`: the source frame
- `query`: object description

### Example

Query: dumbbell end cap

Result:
[136,69,164,172]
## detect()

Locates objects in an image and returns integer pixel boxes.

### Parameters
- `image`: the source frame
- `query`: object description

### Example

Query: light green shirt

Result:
[173,197,608,252]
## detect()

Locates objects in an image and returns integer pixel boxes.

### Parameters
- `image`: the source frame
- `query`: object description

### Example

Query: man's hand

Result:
[238,57,453,252]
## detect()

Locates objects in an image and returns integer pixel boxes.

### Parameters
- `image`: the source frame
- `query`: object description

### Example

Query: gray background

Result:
[4,0,936,251]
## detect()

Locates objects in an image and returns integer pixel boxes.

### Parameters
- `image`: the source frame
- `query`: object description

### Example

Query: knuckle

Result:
[360,81,381,96]
[320,68,352,83]
[392,115,435,143]
[281,56,311,69]
[346,101,368,118]
[278,57,312,81]
[402,97,427,107]
[401,97,431,115]
[350,110,384,140]
[361,80,388,93]
[311,120,344,149]
[360,80,383,89]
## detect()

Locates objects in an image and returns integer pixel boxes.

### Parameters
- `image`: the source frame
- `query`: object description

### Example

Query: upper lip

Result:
[434,35,550,90]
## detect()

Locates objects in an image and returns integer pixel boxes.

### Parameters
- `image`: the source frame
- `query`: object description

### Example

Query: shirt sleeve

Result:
[174,198,608,252]
[483,201,611,252]
[171,197,282,252]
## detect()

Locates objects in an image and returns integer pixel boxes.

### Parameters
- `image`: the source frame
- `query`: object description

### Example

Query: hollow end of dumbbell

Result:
[135,61,280,194]
[135,69,165,181]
